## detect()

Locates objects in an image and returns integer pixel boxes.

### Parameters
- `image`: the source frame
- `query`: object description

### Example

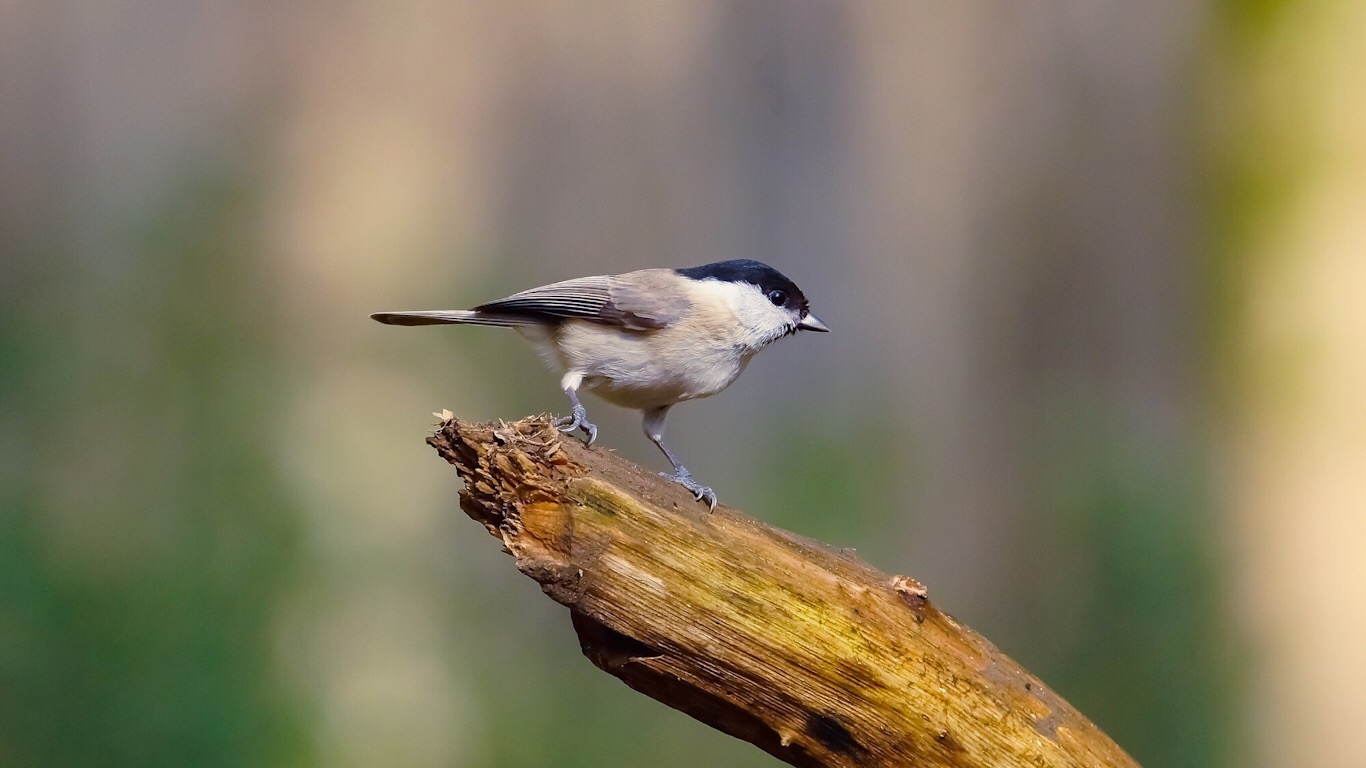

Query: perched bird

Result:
[371,259,827,509]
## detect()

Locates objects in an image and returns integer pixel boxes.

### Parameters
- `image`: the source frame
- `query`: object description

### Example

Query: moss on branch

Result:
[428,414,1139,768]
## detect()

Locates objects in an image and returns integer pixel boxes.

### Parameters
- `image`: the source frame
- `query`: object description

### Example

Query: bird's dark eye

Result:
[767,290,787,306]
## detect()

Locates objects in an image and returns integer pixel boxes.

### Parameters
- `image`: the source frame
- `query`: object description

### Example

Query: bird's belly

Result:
[555,322,748,410]
[584,363,741,409]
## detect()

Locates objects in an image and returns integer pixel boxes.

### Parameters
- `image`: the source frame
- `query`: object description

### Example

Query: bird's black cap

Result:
[675,259,809,313]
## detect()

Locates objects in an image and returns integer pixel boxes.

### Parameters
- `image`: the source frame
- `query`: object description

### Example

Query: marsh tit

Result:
[372,259,828,509]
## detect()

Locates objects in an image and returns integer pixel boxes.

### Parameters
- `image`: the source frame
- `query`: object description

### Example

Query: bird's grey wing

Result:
[473,271,687,330]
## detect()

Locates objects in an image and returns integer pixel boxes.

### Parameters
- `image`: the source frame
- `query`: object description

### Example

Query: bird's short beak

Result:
[797,312,830,332]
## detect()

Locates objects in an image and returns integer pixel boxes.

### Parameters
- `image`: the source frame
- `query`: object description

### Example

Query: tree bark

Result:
[428,413,1140,768]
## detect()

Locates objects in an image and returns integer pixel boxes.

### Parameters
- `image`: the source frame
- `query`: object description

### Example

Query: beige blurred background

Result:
[2,2,1363,767]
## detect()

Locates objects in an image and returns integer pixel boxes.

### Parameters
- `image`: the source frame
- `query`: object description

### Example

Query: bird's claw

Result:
[661,471,717,511]
[555,403,598,445]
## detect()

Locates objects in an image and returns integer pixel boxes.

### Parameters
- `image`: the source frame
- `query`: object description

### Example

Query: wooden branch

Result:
[429,413,1140,768]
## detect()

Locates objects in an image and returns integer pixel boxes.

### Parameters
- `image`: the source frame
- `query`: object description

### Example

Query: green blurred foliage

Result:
[0,173,310,767]
[1011,407,1236,768]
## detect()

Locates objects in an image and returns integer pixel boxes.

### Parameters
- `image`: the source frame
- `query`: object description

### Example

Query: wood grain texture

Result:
[428,414,1140,768]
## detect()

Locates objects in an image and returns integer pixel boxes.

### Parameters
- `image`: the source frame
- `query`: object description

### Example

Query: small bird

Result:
[371,259,828,509]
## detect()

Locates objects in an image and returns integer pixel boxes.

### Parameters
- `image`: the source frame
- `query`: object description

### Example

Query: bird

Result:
[371,259,828,509]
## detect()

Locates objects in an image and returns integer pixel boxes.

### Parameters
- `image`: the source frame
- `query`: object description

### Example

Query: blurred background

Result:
[2,1,1363,767]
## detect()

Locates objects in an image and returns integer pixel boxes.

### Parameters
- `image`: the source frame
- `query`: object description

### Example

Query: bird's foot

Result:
[555,403,598,445]
[661,470,717,511]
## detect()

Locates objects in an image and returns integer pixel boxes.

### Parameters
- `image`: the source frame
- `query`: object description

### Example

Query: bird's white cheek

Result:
[693,280,792,349]
[734,303,796,348]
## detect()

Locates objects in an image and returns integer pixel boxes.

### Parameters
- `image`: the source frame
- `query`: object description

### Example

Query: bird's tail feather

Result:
[369,310,531,327]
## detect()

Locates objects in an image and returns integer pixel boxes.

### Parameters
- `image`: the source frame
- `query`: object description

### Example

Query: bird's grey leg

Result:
[555,372,597,445]
[642,405,717,510]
